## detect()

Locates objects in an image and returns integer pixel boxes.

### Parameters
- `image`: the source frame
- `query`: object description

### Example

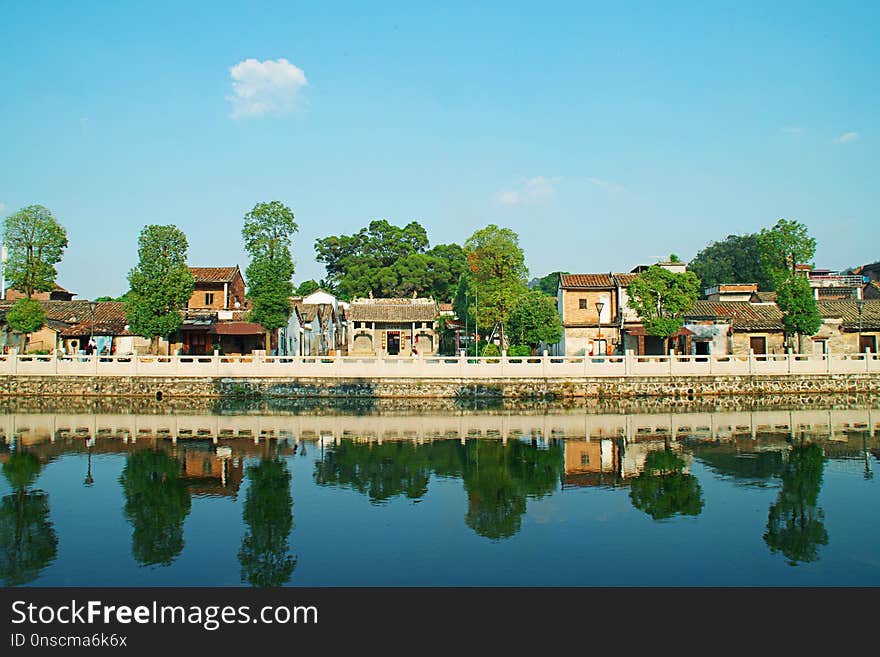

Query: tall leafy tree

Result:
[758,218,820,351]
[462,224,529,347]
[629,449,704,520]
[239,455,296,586]
[764,443,828,565]
[628,265,701,353]
[688,233,774,292]
[2,204,68,299]
[315,220,467,301]
[0,451,58,586]
[242,201,298,352]
[506,290,562,350]
[294,279,321,296]
[528,271,569,296]
[119,449,192,567]
[125,225,195,355]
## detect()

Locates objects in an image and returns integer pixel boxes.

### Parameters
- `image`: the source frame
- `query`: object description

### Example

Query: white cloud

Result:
[588,177,625,194]
[227,58,308,119]
[495,176,560,206]
[832,131,859,144]
[782,126,804,136]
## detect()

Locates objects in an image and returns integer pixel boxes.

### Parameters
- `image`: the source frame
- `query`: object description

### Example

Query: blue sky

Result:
[1,1,877,299]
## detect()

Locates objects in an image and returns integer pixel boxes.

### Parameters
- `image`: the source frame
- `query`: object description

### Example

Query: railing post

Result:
[542,350,549,378]
[748,349,754,375]
[787,348,792,374]
[867,347,872,373]
[10,349,18,375]
[53,349,59,375]
[501,350,506,377]
[826,349,832,374]
[625,349,633,376]
[93,353,99,375]
[214,350,220,375]
[669,350,674,375]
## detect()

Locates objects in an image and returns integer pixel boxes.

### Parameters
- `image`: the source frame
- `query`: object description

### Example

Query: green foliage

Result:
[242,201,298,334]
[6,298,46,336]
[528,271,568,296]
[628,266,701,341]
[758,218,817,285]
[2,452,44,490]
[507,344,531,357]
[777,275,822,338]
[125,225,194,352]
[688,233,775,292]
[764,443,828,565]
[294,279,321,296]
[0,490,58,586]
[669,253,681,263]
[2,205,68,299]
[506,290,562,348]
[629,449,704,520]
[119,449,192,567]
[94,296,114,302]
[462,225,529,342]
[239,456,296,586]
[481,342,501,357]
[315,220,467,301]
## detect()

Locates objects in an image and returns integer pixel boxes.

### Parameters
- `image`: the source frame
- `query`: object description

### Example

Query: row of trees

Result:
[2,200,823,355]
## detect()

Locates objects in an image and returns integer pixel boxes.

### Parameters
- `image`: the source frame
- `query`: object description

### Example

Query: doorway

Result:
[859,335,877,353]
[387,331,401,355]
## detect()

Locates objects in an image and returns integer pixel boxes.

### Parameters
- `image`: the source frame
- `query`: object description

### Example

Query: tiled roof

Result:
[817,300,880,330]
[685,301,784,330]
[0,300,92,323]
[752,291,777,303]
[189,266,240,283]
[59,302,133,336]
[349,299,439,322]
[613,273,639,286]
[560,274,614,288]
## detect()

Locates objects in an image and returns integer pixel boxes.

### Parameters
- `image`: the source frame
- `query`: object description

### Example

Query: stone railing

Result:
[1,350,878,378]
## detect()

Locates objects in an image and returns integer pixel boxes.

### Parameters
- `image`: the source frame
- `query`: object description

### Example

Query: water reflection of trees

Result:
[119,450,192,567]
[0,452,58,586]
[764,443,828,565]
[238,454,296,586]
[315,439,564,540]
[629,449,704,520]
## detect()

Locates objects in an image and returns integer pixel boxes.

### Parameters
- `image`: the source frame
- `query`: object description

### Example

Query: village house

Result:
[280,289,347,356]
[348,296,439,356]
[814,299,880,354]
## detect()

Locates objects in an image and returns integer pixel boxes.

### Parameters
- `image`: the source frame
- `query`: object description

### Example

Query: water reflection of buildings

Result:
[562,438,694,488]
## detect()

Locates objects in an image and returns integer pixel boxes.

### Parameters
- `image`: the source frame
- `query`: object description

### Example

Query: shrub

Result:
[507,344,531,357]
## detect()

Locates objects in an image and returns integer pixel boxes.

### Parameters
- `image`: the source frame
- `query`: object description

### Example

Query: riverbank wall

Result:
[2,373,880,400]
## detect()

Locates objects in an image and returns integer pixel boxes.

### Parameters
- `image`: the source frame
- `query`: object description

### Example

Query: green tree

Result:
[294,279,321,296]
[315,220,467,301]
[688,234,774,292]
[628,265,701,353]
[2,205,68,299]
[758,219,820,351]
[629,449,704,520]
[5,298,46,352]
[462,224,529,347]
[0,452,58,586]
[758,218,817,284]
[764,443,828,565]
[506,290,562,350]
[242,201,298,352]
[239,456,296,586]
[125,225,195,355]
[119,449,192,567]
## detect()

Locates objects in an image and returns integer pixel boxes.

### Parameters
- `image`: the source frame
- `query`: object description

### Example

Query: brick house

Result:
[348,297,439,356]
[187,266,246,311]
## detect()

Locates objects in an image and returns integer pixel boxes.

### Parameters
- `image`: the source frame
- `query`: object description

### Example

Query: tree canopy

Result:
[294,279,321,296]
[2,205,68,299]
[314,220,467,301]
[461,224,529,345]
[5,298,46,348]
[242,201,298,345]
[628,265,701,348]
[125,225,194,354]
[528,271,568,296]
[506,290,562,349]
[688,233,774,292]
[629,449,704,520]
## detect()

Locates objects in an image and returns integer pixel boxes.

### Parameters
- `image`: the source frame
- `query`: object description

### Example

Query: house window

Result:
[580,454,590,466]
[205,293,214,305]
[579,299,588,309]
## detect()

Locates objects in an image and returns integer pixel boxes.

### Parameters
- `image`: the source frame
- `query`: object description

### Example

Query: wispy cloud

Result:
[227,58,308,119]
[588,177,625,194]
[495,176,560,206]
[832,131,859,144]
[782,126,804,136]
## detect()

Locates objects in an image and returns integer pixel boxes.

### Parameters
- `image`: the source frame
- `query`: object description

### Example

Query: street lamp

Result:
[856,298,865,352]
[84,441,94,487]
[595,301,605,344]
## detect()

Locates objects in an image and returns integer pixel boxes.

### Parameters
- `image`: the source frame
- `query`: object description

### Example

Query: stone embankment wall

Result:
[2,374,879,399]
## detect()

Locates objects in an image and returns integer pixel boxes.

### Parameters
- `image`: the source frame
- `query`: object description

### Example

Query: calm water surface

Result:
[2,400,878,586]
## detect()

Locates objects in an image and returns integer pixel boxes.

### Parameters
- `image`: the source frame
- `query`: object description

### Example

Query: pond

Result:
[1,397,878,586]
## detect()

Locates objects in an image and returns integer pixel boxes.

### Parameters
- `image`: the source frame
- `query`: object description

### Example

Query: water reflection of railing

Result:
[2,408,877,447]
